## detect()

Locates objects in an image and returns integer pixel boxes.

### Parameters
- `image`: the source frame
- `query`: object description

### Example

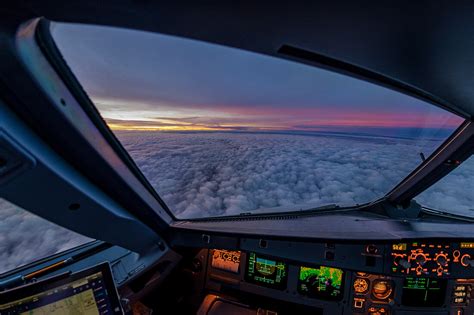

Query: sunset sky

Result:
[51,23,463,134]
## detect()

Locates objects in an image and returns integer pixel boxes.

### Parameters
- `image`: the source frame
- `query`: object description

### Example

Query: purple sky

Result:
[51,23,463,135]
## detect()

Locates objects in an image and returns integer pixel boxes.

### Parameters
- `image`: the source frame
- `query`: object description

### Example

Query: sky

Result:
[51,23,463,135]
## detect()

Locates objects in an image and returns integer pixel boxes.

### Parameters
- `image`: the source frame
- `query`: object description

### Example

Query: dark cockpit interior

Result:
[1,2,474,315]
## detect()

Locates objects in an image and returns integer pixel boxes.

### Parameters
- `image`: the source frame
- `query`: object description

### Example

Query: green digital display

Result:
[297,266,344,300]
[245,252,287,289]
[402,277,447,307]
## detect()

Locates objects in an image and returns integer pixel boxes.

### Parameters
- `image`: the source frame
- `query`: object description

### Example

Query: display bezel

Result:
[0,262,122,313]
[245,252,288,290]
[297,265,345,301]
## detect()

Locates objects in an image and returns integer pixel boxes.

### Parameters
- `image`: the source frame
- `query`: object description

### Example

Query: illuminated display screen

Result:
[298,266,344,300]
[460,242,474,249]
[245,252,287,289]
[211,249,241,273]
[401,277,447,307]
[0,263,122,314]
[392,243,407,251]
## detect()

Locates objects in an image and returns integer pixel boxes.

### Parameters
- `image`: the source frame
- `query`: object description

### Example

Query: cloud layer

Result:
[115,131,464,218]
[0,199,92,274]
[417,156,474,215]
[1,131,471,274]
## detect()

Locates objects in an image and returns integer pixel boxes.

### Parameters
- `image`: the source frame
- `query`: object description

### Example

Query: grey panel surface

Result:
[172,212,474,241]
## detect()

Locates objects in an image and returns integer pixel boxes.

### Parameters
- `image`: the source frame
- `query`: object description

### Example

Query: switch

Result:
[353,297,365,309]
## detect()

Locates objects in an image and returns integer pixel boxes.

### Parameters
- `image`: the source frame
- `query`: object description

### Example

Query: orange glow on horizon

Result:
[107,123,227,131]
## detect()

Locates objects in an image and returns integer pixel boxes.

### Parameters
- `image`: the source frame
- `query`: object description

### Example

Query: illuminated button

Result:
[455,285,467,292]
[353,297,365,309]
[454,297,465,304]
[454,291,467,297]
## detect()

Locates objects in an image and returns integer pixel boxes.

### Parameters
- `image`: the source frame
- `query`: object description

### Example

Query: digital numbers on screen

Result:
[211,249,241,273]
[401,277,447,307]
[245,252,287,289]
[297,265,344,300]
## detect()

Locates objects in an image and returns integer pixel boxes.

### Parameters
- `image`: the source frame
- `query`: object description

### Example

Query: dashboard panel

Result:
[205,240,474,315]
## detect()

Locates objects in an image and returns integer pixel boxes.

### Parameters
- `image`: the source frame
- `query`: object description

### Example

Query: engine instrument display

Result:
[401,277,447,307]
[245,252,288,290]
[298,265,344,300]
[211,249,241,273]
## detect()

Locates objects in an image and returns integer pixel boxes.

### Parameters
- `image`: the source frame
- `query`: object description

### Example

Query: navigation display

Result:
[245,252,287,289]
[298,266,344,300]
[0,262,122,315]
[402,277,447,307]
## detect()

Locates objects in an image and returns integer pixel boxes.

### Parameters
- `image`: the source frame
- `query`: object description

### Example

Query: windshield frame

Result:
[37,18,471,222]
[387,121,474,206]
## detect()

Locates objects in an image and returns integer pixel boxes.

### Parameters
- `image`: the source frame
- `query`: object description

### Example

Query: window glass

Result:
[51,23,464,219]
[416,156,474,217]
[0,198,92,274]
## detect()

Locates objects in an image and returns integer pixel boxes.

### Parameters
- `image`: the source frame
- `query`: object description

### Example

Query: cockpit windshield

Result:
[51,23,464,219]
[416,155,474,217]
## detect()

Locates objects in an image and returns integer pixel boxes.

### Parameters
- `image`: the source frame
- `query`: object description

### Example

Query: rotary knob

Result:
[394,255,410,269]
[398,258,411,269]
[461,254,474,267]
[435,253,448,267]
[415,253,427,265]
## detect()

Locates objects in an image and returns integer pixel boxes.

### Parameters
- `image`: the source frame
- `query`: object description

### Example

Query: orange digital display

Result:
[392,243,407,251]
[460,243,474,249]
[211,249,241,273]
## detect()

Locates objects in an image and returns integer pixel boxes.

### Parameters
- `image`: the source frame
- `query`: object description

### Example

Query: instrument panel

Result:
[390,241,474,277]
[205,241,474,315]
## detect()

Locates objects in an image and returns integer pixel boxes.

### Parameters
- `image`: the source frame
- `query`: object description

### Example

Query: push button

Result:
[352,297,365,312]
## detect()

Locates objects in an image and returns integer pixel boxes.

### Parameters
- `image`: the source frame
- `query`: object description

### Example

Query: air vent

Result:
[0,131,35,185]
[191,213,301,223]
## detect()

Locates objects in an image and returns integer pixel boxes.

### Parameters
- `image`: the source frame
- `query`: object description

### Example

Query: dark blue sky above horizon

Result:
[51,22,463,135]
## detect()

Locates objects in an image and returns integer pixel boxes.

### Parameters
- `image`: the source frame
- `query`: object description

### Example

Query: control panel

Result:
[390,241,474,277]
[202,240,474,315]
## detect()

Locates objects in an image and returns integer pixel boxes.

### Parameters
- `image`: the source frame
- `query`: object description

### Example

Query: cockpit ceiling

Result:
[11,1,474,118]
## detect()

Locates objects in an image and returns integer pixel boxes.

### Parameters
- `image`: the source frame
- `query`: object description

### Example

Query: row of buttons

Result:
[453,284,472,305]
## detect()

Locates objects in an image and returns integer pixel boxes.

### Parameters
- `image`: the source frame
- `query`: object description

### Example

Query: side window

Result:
[0,198,92,274]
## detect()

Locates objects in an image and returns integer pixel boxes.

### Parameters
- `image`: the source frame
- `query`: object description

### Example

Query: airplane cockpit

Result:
[0,2,473,315]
